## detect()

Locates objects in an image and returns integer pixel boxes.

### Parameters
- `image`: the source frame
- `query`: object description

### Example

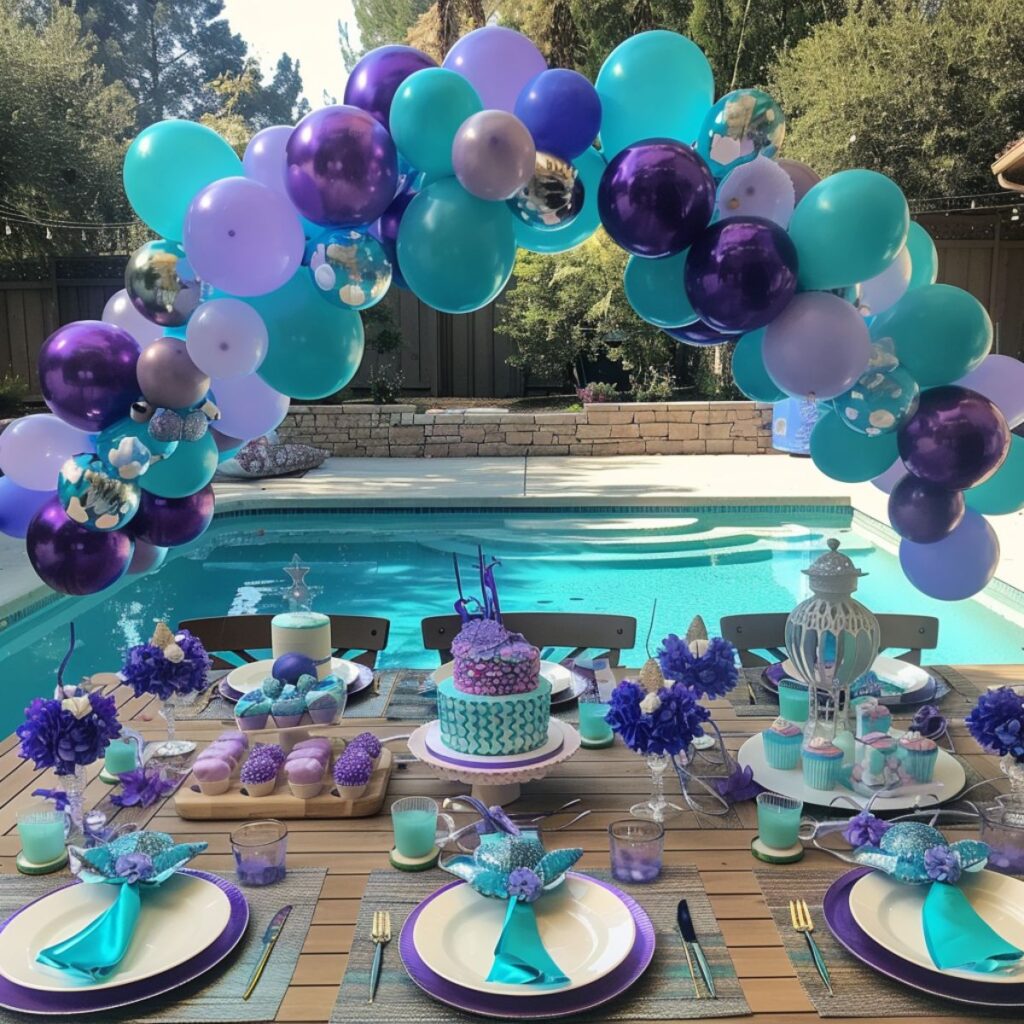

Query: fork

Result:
[789,898,833,996]
[368,910,391,1003]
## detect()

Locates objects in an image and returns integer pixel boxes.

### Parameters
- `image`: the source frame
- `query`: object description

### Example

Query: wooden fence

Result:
[2,211,1023,399]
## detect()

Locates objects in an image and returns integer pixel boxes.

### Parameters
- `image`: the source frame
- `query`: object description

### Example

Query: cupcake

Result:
[859,731,898,775]
[286,756,326,799]
[240,750,280,797]
[854,697,891,738]
[306,689,340,725]
[333,748,373,799]
[898,731,938,782]
[253,743,286,770]
[193,756,232,795]
[271,694,306,728]
[762,718,803,770]
[235,691,271,731]
[801,737,845,790]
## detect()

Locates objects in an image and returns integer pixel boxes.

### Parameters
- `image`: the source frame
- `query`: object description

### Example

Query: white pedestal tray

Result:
[407,718,581,805]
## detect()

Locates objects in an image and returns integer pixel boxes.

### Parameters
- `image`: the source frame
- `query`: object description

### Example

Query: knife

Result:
[243,905,292,1001]
[677,899,716,998]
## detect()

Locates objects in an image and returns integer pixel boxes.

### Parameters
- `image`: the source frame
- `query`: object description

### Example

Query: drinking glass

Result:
[17,804,66,866]
[608,818,664,883]
[104,738,138,776]
[391,797,456,859]
[231,819,288,886]
[578,701,613,744]
[756,792,803,850]
[777,678,810,724]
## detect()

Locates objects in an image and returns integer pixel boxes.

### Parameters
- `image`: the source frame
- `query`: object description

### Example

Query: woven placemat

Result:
[755,865,969,1017]
[0,867,325,1022]
[329,865,750,1022]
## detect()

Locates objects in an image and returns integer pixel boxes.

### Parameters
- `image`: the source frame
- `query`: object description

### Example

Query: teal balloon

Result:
[397,178,516,313]
[247,271,365,399]
[596,31,714,160]
[869,283,991,388]
[95,417,177,462]
[624,251,696,328]
[733,329,785,402]
[966,434,1024,515]
[905,221,938,290]
[217,440,243,462]
[123,120,242,242]
[389,68,483,179]
[788,170,909,291]
[140,432,217,498]
[809,410,900,482]
[514,147,605,254]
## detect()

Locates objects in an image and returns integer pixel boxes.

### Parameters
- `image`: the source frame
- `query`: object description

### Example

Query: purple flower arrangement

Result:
[657,632,739,700]
[17,691,121,776]
[119,624,211,701]
[111,765,183,808]
[605,679,710,757]
[966,687,1024,762]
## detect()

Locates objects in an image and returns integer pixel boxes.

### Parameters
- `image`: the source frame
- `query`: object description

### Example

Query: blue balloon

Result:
[623,251,696,328]
[514,69,602,162]
[514,147,605,254]
[0,478,54,539]
[140,431,218,498]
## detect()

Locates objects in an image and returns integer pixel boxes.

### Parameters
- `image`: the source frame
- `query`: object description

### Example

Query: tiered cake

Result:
[271,611,332,681]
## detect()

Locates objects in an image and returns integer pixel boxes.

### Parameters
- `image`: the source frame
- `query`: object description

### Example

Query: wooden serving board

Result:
[174,747,393,820]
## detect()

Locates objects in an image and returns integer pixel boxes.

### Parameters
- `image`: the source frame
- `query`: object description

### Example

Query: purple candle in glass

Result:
[609,819,664,883]
[231,819,288,886]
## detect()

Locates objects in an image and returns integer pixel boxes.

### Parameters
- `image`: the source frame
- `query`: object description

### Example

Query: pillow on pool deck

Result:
[217,437,330,479]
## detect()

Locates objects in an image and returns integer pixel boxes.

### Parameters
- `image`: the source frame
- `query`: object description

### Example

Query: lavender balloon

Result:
[286,105,398,228]
[684,217,798,333]
[957,354,1024,429]
[762,292,871,400]
[0,478,54,539]
[26,497,133,595]
[0,414,92,491]
[186,298,268,378]
[899,509,999,600]
[243,125,292,194]
[871,458,906,495]
[598,140,715,258]
[443,26,547,112]
[137,337,211,411]
[210,373,290,440]
[38,321,141,431]
[344,44,437,126]
[715,157,795,227]
[452,110,536,201]
[898,385,1009,490]
[888,474,965,544]
[776,159,820,204]
[127,485,215,548]
[102,289,159,349]
[127,540,168,575]
[183,176,304,297]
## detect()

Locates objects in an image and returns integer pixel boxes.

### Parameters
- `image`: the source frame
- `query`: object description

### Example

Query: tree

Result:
[356,0,434,54]
[771,0,1024,199]
[0,1,135,258]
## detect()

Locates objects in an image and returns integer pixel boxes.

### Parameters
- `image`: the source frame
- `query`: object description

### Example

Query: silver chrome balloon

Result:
[124,240,202,327]
[508,152,585,230]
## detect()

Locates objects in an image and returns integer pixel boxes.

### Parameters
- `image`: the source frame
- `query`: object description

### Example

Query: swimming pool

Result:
[1,505,1021,734]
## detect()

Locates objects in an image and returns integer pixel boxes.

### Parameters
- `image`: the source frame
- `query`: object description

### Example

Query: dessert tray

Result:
[220,658,373,702]
[407,718,581,805]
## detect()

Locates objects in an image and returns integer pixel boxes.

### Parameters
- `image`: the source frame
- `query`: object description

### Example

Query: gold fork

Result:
[789,898,833,996]
[368,909,391,1003]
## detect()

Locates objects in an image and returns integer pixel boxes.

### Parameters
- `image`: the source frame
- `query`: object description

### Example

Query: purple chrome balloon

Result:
[343,45,437,127]
[26,497,133,595]
[286,105,398,228]
[888,473,965,544]
[663,319,741,346]
[127,485,215,548]
[684,216,798,333]
[598,139,715,258]
[38,321,141,432]
[898,385,1010,490]
[371,189,416,289]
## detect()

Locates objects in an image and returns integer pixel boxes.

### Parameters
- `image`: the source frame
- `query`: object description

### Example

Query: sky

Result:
[221,0,359,108]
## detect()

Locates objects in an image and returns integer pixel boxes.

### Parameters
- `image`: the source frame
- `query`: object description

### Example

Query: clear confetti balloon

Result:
[124,240,202,327]
[714,156,795,227]
[57,453,140,532]
[831,340,920,435]
[508,152,585,230]
[697,88,786,179]
[308,229,392,311]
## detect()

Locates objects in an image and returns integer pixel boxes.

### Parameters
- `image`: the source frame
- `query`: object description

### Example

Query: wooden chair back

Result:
[420,612,637,666]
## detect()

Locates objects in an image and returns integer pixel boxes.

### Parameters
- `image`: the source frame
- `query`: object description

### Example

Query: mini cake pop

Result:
[348,731,382,764]
[333,747,373,799]
[240,749,280,797]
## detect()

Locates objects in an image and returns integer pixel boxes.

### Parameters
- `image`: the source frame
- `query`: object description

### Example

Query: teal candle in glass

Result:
[756,792,803,850]
[777,678,810,724]
[104,738,138,776]
[17,805,66,865]
[578,701,613,743]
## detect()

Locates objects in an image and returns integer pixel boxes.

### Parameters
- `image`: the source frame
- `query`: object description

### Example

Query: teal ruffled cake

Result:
[437,675,551,755]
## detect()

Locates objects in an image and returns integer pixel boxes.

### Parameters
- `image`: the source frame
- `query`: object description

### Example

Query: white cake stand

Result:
[407,718,581,805]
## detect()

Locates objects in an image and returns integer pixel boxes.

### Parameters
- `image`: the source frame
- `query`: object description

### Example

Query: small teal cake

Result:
[271,693,306,727]
[436,675,551,755]
[262,676,285,700]
[897,731,938,782]
[306,688,341,725]
[801,737,845,790]
[235,691,271,731]
[762,717,803,770]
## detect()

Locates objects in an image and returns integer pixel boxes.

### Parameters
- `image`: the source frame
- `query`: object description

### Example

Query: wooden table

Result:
[0,665,1017,1024]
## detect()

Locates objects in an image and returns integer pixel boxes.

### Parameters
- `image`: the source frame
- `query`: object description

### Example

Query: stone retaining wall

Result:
[278,402,777,457]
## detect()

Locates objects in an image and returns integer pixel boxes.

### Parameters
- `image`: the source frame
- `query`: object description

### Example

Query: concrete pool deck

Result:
[1,454,1022,620]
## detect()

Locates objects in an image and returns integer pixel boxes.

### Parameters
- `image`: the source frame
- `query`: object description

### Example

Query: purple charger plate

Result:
[760,663,941,709]
[0,869,249,1016]
[219,663,374,704]
[399,872,656,1020]
[824,867,1024,1007]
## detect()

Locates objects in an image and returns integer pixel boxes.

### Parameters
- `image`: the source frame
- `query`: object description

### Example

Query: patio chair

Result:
[177,614,390,669]
[420,612,637,666]
[719,612,939,667]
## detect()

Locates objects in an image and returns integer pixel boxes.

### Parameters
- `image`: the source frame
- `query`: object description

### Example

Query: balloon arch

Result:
[0,28,1020,600]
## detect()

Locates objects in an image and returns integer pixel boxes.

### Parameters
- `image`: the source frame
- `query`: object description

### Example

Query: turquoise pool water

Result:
[1,506,1021,734]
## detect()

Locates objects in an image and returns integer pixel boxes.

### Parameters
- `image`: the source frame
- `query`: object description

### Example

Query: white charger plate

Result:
[736,729,965,811]
[849,869,1024,983]
[781,654,932,698]
[413,873,636,996]
[0,873,231,993]
[431,661,572,697]
[225,656,359,696]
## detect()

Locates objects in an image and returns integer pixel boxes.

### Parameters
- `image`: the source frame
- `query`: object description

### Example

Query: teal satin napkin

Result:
[923,882,1023,974]
[37,883,142,982]
[486,898,569,987]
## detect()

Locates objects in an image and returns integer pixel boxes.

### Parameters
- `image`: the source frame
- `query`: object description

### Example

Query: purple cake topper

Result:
[452,546,504,625]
